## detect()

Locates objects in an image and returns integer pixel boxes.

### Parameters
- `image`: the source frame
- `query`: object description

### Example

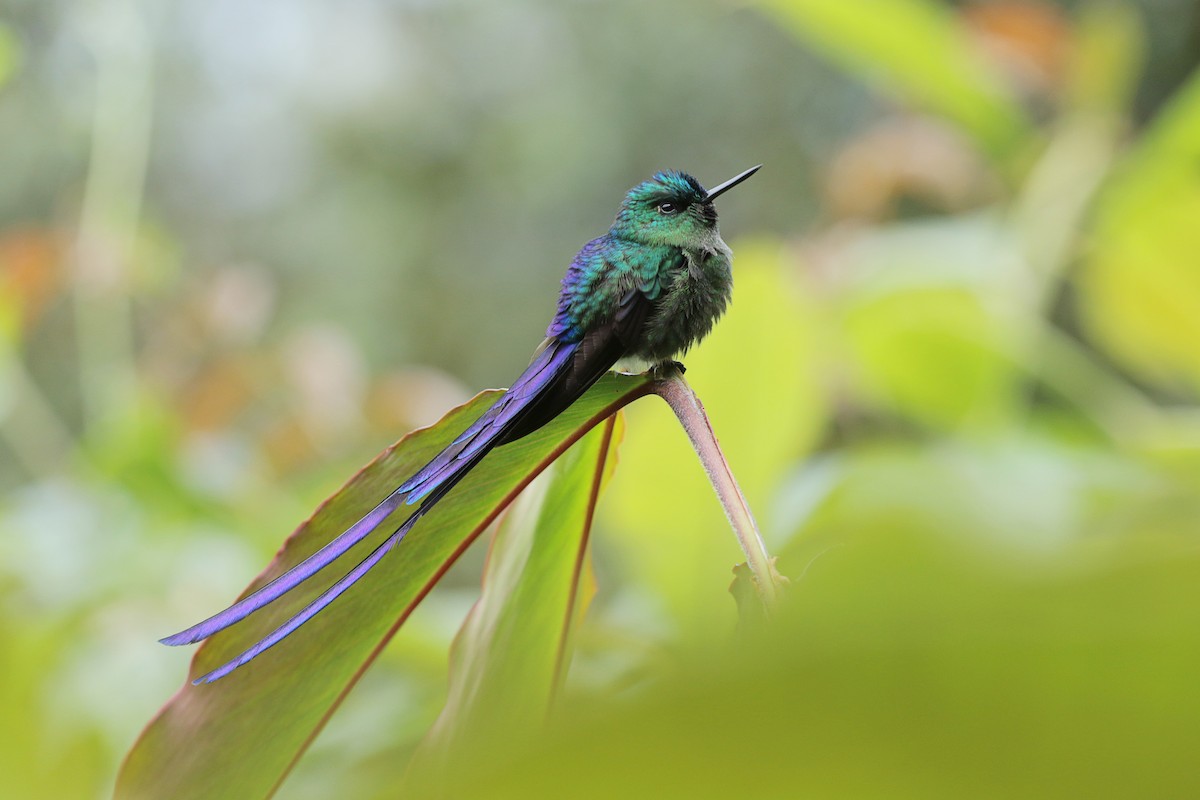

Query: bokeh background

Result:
[3,0,1200,797]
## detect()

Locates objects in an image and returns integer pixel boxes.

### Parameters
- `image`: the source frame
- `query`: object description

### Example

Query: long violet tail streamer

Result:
[163,340,590,682]
[162,343,577,648]
[159,486,413,647]
[189,451,487,684]
[193,512,416,684]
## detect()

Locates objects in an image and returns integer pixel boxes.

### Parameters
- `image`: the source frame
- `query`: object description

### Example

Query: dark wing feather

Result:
[501,287,653,441]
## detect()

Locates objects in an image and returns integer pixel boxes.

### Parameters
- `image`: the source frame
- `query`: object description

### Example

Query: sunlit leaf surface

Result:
[1080,71,1200,393]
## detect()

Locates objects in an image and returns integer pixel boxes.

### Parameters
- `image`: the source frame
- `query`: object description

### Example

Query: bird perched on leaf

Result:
[163,164,761,683]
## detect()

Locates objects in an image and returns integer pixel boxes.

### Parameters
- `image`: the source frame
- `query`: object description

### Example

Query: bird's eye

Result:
[657,202,677,214]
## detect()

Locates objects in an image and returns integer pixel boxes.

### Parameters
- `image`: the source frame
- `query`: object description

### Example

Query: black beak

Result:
[704,164,762,202]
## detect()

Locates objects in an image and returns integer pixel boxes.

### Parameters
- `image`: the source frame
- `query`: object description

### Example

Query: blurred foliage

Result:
[1,0,1200,797]
[760,0,1034,160]
[439,529,1200,798]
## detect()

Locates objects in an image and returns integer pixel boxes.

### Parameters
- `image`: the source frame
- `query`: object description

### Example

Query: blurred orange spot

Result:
[262,414,319,474]
[825,117,997,221]
[962,0,1071,95]
[367,368,469,434]
[0,227,65,330]
[178,355,260,433]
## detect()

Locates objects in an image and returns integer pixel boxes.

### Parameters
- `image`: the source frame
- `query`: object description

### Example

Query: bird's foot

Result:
[651,360,686,380]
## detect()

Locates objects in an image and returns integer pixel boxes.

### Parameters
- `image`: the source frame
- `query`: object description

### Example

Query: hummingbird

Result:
[163,164,761,683]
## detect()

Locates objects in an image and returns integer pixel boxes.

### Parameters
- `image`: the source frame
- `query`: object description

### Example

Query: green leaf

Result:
[756,0,1032,161]
[116,374,650,800]
[1078,70,1200,394]
[408,414,622,784]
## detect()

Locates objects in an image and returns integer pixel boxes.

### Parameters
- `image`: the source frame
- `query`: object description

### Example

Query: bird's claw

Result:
[651,360,686,379]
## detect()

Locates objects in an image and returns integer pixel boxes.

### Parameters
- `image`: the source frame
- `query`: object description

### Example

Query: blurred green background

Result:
[3,0,1200,797]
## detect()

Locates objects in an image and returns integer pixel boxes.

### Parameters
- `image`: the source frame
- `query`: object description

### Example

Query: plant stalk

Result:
[650,367,784,611]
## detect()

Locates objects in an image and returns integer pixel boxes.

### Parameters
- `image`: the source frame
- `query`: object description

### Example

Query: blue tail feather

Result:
[163,339,581,681]
[159,484,413,647]
[399,341,576,503]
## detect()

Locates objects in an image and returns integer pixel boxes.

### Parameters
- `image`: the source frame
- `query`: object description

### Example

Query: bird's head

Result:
[610,165,760,247]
